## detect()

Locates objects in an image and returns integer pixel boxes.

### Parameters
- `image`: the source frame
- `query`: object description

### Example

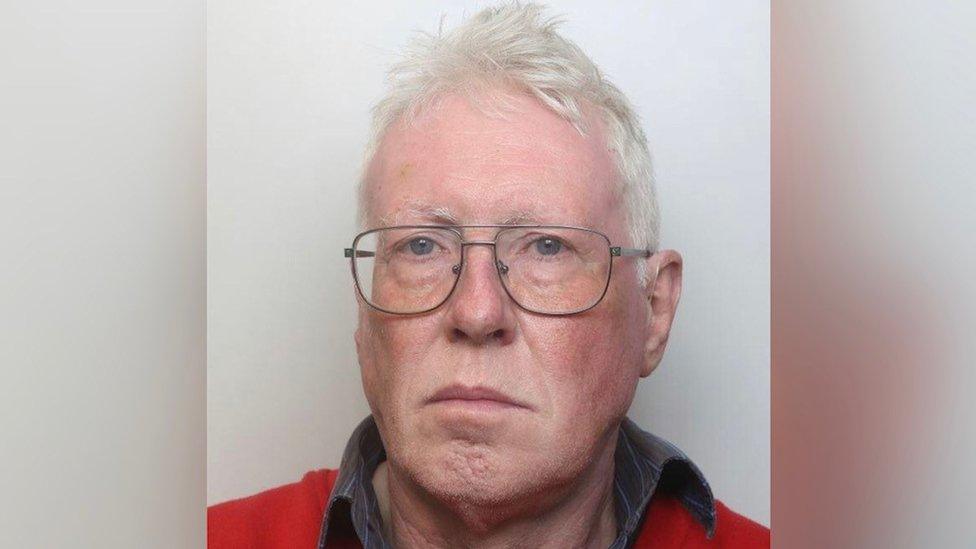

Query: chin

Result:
[407,437,582,519]
[405,438,532,507]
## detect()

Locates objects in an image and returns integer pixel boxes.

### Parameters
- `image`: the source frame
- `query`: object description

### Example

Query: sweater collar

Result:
[318,416,715,548]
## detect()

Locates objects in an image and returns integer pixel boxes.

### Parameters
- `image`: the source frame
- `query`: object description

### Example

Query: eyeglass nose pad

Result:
[496,260,509,275]
[452,264,462,275]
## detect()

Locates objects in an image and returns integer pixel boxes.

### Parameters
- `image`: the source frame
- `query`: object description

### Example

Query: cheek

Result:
[356,315,384,414]
[531,288,646,420]
[358,312,442,416]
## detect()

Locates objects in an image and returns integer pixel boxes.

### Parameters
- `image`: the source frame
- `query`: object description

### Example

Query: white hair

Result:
[359,2,660,281]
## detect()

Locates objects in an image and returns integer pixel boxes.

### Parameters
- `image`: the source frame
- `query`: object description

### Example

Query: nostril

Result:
[451,328,507,344]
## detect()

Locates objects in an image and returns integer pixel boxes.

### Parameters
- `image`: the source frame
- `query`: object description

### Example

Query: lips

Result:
[427,384,531,410]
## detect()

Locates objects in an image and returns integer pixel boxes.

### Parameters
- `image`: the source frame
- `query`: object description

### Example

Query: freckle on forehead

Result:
[398,162,413,179]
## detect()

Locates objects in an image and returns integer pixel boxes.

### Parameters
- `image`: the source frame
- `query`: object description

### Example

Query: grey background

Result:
[1,1,205,546]
[208,0,770,525]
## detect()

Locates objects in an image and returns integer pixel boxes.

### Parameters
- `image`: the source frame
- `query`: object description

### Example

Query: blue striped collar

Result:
[318,416,715,548]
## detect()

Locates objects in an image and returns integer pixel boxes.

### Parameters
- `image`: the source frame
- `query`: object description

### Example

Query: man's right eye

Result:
[407,237,435,255]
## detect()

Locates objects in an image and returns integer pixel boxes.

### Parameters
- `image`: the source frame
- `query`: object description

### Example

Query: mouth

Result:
[427,384,532,412]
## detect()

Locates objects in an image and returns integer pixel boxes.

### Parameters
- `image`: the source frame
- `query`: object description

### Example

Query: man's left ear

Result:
[641,249,683,378]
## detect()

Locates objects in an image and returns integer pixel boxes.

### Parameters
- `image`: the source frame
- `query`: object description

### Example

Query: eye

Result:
[408,237,435,255]
[534,237,563,256]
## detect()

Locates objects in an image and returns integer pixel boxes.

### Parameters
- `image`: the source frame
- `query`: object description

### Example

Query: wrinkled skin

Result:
[355,90,683,547]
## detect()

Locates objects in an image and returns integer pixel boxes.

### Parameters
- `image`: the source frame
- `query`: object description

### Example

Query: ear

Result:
[354,303,371,362]
[641,250,683,377]
[354,322,364,357]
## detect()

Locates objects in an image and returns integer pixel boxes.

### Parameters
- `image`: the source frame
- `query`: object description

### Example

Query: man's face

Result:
[356,91,654,506]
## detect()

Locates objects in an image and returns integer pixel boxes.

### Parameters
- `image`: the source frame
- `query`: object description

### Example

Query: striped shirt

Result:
[317,416,716,549]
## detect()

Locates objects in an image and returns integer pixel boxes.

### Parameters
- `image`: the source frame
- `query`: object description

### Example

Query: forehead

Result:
[363,91,621,230]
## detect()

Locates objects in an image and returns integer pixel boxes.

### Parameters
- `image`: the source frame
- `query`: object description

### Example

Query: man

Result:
[209,4,769,548]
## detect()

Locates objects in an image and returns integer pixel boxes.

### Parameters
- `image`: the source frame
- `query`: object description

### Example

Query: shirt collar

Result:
[318,416,715,549]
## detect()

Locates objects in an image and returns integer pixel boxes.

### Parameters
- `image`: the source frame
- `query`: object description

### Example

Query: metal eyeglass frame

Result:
[344,224,653,316]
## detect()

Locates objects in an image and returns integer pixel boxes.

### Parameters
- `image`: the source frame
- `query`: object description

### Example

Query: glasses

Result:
[344,225,652,316]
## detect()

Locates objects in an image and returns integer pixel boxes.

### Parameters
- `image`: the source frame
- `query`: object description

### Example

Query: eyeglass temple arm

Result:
[344,249,375,258]
[610,247,653,258]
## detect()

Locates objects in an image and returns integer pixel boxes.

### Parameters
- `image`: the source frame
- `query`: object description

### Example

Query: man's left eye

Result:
[534,238,563,256]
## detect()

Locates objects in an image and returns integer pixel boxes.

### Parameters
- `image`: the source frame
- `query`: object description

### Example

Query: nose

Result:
[445,243,516,345]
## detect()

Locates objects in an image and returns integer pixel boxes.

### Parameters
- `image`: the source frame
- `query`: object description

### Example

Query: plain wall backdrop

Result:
[208,0,770,525]
[2,1,205,546]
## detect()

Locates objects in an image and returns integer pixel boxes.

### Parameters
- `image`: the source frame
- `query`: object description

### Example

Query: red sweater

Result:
[209,470,769,548]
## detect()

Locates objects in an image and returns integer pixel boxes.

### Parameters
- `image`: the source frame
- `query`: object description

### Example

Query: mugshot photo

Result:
[207,2,768,547]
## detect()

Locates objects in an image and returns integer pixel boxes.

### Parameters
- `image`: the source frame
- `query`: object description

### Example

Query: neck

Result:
[372,436,619,549]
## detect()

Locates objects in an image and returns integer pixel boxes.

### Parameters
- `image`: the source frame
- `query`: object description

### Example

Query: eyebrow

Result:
[377,202,545,227]
[377,202,460,227]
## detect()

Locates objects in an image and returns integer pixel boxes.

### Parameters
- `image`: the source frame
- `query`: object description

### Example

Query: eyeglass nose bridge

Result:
[451,240,510,276]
